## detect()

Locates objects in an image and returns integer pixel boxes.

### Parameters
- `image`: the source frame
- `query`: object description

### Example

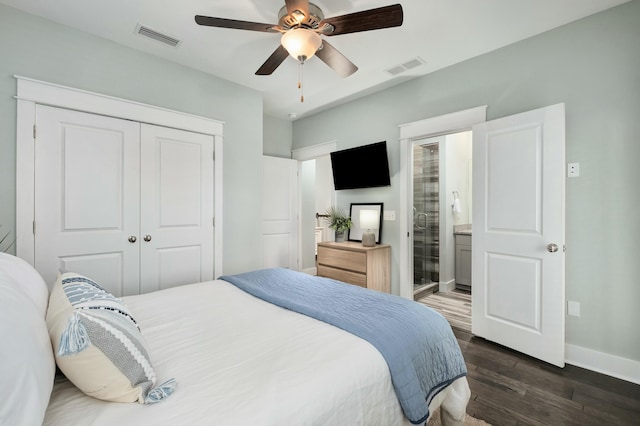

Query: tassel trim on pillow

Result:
[58,312,90,356]
[144,378,177,404]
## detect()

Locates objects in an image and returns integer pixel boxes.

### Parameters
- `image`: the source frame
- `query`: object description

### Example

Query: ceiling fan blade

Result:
[320,4,403,36]
[195,15,277,33]
[256,45,290,75]
[285,0,309,18]
[315,40,358,78]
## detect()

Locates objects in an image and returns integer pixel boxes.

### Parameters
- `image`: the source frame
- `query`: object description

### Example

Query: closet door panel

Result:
[140,124,214,293]
[59,253,126,296]
[34,105,141,295]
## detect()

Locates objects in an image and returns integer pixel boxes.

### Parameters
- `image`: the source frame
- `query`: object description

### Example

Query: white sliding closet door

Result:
[139,124,214,293]
[34,105,141,295]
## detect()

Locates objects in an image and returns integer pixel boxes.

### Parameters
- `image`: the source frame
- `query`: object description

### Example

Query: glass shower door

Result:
[412,141,440,293]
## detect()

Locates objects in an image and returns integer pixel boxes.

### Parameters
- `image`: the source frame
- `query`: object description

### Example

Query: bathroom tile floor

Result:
[416,289,472,332]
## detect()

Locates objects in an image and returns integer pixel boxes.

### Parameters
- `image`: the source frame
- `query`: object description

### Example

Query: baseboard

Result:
[439,279,456,292]
[565,343,640,385]
[301,267,317,276]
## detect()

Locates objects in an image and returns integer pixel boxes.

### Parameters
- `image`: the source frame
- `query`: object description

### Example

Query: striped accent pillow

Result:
[46,272,175,404]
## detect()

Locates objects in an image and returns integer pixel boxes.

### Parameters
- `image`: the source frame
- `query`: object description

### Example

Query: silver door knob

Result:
[128,236,137,243]
[547,243,559,253]
[143,234,152,242]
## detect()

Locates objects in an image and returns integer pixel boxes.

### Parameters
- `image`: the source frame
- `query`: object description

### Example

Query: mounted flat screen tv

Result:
[330,141,391,190]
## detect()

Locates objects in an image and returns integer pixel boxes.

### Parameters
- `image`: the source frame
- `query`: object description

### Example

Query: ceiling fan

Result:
[195,1,404,78]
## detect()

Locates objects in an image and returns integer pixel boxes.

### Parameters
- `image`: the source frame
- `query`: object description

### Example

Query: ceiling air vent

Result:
[385,57,425,76]
[386,65,406,76]
[402,58,424,70]
[135,24,181,47]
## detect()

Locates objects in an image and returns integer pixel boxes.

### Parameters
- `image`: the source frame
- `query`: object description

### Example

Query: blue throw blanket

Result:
[220,268,467,424]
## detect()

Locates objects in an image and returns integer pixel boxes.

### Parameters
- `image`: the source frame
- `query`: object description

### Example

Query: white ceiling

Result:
[1,0,629,120]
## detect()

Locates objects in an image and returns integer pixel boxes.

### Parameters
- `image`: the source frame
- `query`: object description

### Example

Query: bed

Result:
[0,252,470,426]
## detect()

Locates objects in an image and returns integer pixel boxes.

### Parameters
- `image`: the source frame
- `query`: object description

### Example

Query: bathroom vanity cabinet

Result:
[455,233,472,291]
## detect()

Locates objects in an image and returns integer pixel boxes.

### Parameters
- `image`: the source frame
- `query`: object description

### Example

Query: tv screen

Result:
[330,141,391,190]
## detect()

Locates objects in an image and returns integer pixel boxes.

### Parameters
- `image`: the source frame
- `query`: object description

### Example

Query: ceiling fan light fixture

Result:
[281,28,322,62]
[291,10,306,23]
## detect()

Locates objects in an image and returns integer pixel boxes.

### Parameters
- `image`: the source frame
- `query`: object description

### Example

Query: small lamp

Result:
[360,209,379,247]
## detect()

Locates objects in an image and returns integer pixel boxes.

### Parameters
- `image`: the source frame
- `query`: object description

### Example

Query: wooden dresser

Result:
[316,241,391,293]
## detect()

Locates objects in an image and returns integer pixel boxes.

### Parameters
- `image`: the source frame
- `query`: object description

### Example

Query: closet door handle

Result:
[128,236,137,243]
[143,235,152,242]
[547,243,559,253]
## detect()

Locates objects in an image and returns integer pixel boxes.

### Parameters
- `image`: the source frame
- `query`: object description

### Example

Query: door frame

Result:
[398,106,487,300]
[15,76,225,278]
[292,141,337,275]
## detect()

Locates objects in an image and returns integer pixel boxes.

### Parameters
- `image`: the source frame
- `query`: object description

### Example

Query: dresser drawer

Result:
[317,246,366,273]
[316,241,390,293]
[317,265,367,288]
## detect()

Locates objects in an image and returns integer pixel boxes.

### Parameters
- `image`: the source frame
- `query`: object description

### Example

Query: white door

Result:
[472,103,565,367]
[139,124,215,293]
[34,105,141,295]
[262,156,299,269]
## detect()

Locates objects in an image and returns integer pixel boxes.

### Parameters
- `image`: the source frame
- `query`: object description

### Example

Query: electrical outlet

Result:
[383,210,396,221]
[568,162,580,177]
[567,301,580,317]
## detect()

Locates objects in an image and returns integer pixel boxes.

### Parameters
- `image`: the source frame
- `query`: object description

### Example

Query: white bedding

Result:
[44,280,469,425]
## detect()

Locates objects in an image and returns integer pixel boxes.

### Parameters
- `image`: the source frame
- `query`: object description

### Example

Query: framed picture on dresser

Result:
[348,203,383,243]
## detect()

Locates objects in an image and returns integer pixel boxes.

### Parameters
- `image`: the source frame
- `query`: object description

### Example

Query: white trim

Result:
[214,137,224,278]
[439,279,456,293]
[291,140,337,161]
[398,106,487,300]
[399,106,487,139]
[565,344,640,385]
[14,75,224,136]
[15,76,224,278]
[15,99,36,266]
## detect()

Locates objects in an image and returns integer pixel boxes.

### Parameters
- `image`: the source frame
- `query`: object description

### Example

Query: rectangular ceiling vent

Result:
[386,57,425,76]
[135,24,181,47]
[386,65,406,76]
[402,58,424,70]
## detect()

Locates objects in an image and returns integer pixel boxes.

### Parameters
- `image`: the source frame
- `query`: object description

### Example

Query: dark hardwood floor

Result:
[419,290,640,425]
[456,328,640,425]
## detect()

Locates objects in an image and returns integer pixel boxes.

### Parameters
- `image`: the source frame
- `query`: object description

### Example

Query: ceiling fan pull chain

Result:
[299,62,305,103]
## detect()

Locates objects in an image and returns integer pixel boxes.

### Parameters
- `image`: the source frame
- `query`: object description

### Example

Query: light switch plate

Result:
[568,301,581,317]
[383,210,396,221]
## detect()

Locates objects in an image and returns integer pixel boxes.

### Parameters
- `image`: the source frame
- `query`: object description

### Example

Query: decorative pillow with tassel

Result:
[46,272,176,404]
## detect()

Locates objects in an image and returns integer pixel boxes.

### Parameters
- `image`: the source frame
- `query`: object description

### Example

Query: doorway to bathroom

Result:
[411,131,473,302]
[411,131,473,333]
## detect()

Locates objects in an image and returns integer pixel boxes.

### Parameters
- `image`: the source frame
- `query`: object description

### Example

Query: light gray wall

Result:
[263,114,292,158]
[292,1,640,363]
[0,4,264,275]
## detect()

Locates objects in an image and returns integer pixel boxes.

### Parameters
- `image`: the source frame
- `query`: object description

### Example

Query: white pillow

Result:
[0,252,49,314]
[0,267,55,426]
[46,272,176,403]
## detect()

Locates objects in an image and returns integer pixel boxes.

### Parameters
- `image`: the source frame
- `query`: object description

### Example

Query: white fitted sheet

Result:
[45,280,468,425]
